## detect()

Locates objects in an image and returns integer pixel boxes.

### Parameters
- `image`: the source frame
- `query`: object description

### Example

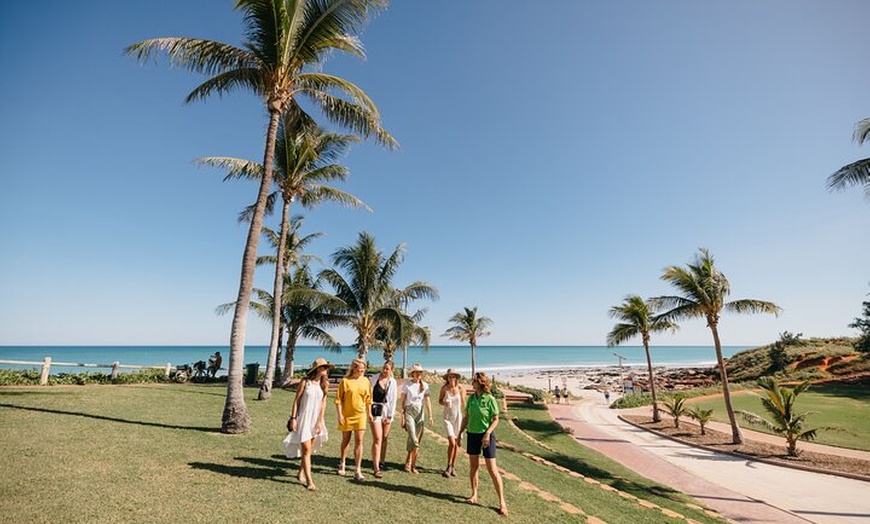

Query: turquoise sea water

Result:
[0,345,751,374]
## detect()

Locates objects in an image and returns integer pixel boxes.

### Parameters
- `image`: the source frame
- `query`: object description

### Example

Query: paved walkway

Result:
[548,393,870,524]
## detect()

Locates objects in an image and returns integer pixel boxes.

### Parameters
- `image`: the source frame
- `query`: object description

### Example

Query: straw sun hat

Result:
[409,363,425,375]
[442,368,461,380]
[308,358,335,374]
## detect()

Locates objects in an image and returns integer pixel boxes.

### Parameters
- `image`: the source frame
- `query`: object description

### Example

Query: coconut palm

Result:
[442,307,492,377]
[737,377,835,456]
[199,119,365,401]
[827,118,870,199]
[652,248,781,444]
[126,0,395,433]
[318,232,439,361]
[606,295,678,422]
[379,308,431,378]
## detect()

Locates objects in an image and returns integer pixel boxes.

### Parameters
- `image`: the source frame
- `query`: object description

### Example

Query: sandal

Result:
[442,469,451,478]
[373,470,383,479]
[337,467,346,476]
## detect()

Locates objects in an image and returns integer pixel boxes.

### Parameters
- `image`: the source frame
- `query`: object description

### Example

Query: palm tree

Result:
[443,307,492,376]
[827,118,870,199]
[606,295,678,422]
[379,308,431,378]
[318,232,439,361]
[278,265,343,384]
[199,119,365,401]
[661,395,688,428]
[687,405,714,435]
[126,0,395,433]
[652,248,781,444]
[737,377,834,456]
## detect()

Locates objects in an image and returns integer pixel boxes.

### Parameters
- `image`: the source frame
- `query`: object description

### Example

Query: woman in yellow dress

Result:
[334,358,372,482]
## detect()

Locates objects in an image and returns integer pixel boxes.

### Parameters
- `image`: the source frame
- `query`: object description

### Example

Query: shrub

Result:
[612,392,653,409]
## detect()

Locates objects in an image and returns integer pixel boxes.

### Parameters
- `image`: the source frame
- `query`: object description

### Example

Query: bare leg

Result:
[353,429,365,478]
[300,439,316,490]
[484,458,507,515]
[370,419,383,473]
[467,454,480,504]
[381,420,392,465]
[338,431,351,474]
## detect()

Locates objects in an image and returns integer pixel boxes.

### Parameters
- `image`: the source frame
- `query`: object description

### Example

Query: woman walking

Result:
[460,371,507,516]
[369,360,397,478]
[439,368,466,478]
[335,358,372,482]
[398,363,433,474]
[283,358,332,491]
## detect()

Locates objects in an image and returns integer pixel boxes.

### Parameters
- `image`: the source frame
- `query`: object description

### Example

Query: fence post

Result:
[40,357,51,385]
[164,363,171,379]
[111,361,120,380]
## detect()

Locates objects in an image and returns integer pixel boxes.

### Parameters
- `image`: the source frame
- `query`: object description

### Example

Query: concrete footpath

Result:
[548,394,870,524]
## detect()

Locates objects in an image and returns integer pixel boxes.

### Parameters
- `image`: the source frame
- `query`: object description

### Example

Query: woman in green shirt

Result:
[459,371,507,516]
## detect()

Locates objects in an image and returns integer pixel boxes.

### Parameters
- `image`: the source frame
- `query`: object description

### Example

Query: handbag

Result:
[371,403,384,418]
[286,417,294,432]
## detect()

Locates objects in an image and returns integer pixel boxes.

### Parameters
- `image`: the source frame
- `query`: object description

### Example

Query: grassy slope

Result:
[0,384,726,524]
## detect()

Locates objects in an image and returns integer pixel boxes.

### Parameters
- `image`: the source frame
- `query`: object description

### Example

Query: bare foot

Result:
[465,496,478,504]
[411,467,420,474]
[306,484,317,491]
[296,472,306,484]
[498,507,509,516]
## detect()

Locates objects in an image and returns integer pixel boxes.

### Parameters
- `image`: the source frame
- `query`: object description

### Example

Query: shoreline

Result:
[489,364,717,395]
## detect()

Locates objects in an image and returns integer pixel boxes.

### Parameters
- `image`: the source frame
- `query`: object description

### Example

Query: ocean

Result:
[0,345,752,375]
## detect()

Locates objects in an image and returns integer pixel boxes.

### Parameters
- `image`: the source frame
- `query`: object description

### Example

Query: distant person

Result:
[604,390,611,403]
[439,368,466,478]
[369,361,397,478]
[335,358,372,482]
[553,386,561,404]
[561,385,569,404]
[207,351,222,377]
[460,371,508,516]
[399,363,433,474]
[283,358,332,491]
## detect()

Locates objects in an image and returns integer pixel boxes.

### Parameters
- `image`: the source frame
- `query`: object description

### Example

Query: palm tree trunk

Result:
[279,328,292,386]
[710,323,743,444]
[402,346,407,378]
[470,342,477,377]
[222,109,281,433]
[259,198,291,401]
[643,338,660,422]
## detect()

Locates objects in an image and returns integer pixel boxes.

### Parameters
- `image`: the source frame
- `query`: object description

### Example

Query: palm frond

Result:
[124,38,255,76]
[827,158,870,198]
[196,156,264,182]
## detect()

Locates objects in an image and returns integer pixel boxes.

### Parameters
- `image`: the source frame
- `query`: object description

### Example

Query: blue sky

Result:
[1,1,867,347]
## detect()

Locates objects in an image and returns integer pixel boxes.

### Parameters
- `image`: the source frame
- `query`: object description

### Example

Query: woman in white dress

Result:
[439,368,466,477]
[369,360,397,478]
[283,358,333,491]
[398,363,433,474]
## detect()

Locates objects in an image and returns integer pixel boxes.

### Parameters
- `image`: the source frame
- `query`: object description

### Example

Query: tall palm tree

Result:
[318,232,438,361]
[651,248,781,444]
[278,265,343,384]
[199,119,365,401]
[606,295,678,422]
[443,307,492,377]
[379,308,431,377]
[827,118,870,199]
[126,0,395,433]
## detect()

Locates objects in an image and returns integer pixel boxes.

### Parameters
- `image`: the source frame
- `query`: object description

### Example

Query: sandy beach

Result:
[493,364,717,396]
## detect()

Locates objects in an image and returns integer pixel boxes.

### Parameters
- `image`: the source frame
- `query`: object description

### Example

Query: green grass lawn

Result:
[685,383,870,451]
[0,384,728,523]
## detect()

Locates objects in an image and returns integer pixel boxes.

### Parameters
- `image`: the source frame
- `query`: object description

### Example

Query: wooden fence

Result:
[0,357,172,385]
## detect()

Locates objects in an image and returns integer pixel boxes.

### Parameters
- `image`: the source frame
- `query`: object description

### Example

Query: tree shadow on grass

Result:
[189,456,292,484]
[0,403,218,433]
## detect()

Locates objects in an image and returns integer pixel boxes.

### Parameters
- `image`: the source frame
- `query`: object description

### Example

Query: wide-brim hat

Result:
[442,368,461,380]
[309,358,335,373]
[409,363,425,375]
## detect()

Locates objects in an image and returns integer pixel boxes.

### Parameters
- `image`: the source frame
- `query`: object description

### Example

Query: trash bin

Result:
[245,363,260,386]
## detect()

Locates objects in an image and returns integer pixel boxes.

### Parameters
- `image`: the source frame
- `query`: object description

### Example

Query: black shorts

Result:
[466,432,496,459]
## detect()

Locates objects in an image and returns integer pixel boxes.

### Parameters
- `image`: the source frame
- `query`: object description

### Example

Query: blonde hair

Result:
[345,358,367,377]
[473,372,491,394]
